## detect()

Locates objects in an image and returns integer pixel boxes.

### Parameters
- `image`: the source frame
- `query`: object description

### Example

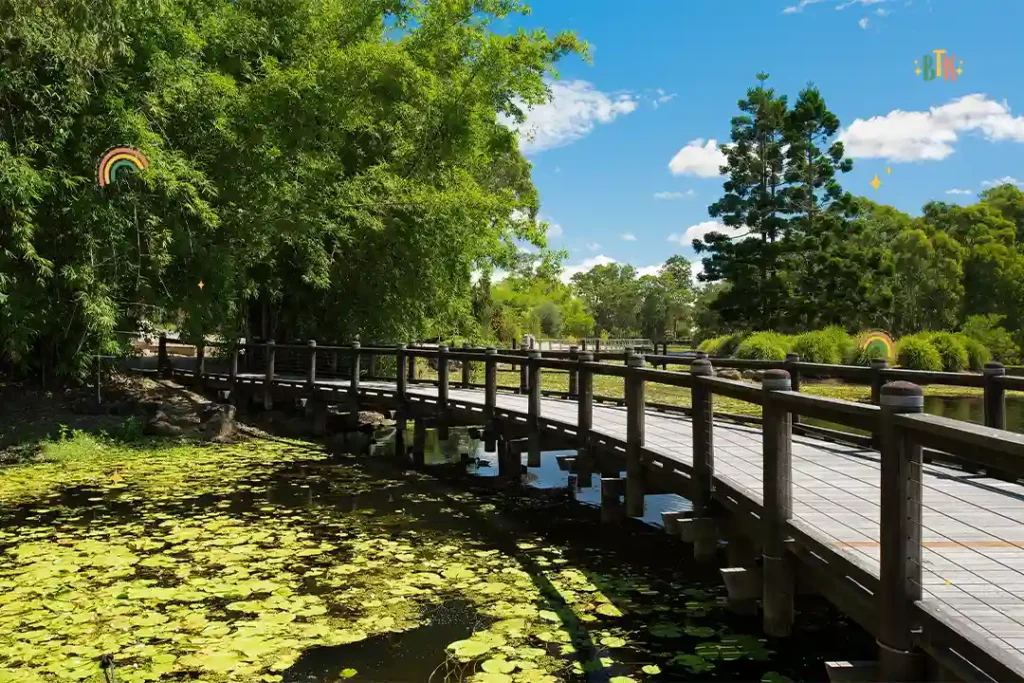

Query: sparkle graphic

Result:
[886,168,892,175]
[913,59,922,75]
[957,59,964,76]
[871,175,881,191]
[198,281,205,290]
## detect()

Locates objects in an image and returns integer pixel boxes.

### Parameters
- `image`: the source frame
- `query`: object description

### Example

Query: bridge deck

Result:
[354,379,1024,672]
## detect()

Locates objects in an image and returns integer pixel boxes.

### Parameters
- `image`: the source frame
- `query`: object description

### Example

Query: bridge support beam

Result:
[307,398,328,437]
[720,566,761,615]
[825,661,879,683]
[412,417,427,468]
[600,477,625,524]
[661,510,690,535]
[762,370,795,637]
[679,517,719,562]
[576,351,596,490]
[877,382,925,683]
[689,358,717,562]
[625,355,646,518]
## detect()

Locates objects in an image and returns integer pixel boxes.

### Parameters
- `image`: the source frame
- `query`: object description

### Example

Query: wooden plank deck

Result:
[345,378,1024,674]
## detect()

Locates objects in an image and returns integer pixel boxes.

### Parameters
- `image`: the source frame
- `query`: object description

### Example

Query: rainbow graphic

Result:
[860,330,894,360]
[97,147,149,188]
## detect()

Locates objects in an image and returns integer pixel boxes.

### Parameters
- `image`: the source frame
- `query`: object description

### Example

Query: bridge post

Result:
[437,344,449,441]
[306,340,317,391]
[484,348,498,452]
[595,339,601,353]
[263,340,276,410]
[688,358,718,562]
[625,354,647,518]
[527,350,542,467]
[568,346,579,397]
[577,352,594,487]
[195,339,206,390]
[878,381,924,683]
[518,350,528,394]
[983,361,1006,430]
[761,369,795,637]
[461,343,472,388]
[413,416,427,468]
[229,342,239,401]
[662,341,669,370]
[366,347,377,379]
[395,345,408,460]
[349,341,361,412]
[158,333,170,379]
[870,358,889,449]
[785,352,800,426]
[407,343,417,384]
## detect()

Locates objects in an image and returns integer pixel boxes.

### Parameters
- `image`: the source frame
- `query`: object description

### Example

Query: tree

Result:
[0,0,587,377]
[570,263,644,336]
[696,73,793,330]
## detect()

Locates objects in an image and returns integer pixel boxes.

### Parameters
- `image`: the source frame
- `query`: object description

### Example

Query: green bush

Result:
[697,332,747,357]
[923,332,970,372]
[735,332,793,361]
[851,343,889,366]
[896,334,943,371]
[791,327,855,365]
[961,314,1020,364]
[953,334,991,371]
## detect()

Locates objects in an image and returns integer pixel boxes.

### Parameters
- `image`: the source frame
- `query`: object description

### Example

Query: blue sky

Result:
[496,0,1024,282]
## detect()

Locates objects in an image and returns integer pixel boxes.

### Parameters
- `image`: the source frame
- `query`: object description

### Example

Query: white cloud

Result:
[668,221,746,246]
[653,189,696,200]
[945,188,974,195]
[783,0,824,12]
[982,176,1023,187]
[501,80,638,155]
[858,16,870,28]
[654,93,677,108]
[838,94,1024,162]
[668,138,728,177]
[876,7,889,15]
[620,233,637,241]
[546,221,563,238]
[837,0,888,8]
[691,259,705,284]
[561,255,617,283]
[585,242,601,251]
[636,263,664,278]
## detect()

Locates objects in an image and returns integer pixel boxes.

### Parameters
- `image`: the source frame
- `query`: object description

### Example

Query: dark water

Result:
[924,394,1024,433]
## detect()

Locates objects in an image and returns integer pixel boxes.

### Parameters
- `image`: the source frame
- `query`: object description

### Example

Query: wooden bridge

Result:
[140,337,1024,683]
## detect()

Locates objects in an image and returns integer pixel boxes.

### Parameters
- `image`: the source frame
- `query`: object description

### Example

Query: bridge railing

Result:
[141,336,1024,681]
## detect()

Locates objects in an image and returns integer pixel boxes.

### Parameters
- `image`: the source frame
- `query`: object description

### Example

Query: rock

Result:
[200,404,237,442]
[717,368,743,381]
[143,419,183,437]
[201,403,236,423]
[358,411,394,429]
[741,370,758,380]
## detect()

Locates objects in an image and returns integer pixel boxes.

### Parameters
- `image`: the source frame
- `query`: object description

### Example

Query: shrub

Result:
[697,332,747,357]
[961,314,1020,364]
[923,332,970,372]
[953,334,991,371]
[851,343,889,366]
[735,332,793,361]
[791,327,855,365]
[896,334,943,371]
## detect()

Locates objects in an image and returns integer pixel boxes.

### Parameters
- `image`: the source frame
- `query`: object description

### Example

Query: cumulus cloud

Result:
[560,255,617,283]
[654,189,696,200]
[691,259,705,283]
[546,221,563,238]
[668,138,728,177]
[945,188,974,195]
[837,0,888,8]
[620,233,637,241]
[858,16,870,28]
[838,94,1024,162]
[636,263,664,278]
[501,80,638,155]
[668,221,745,246]
[653,90,677,108]
[982,176,1023,187]
[585,242,601,251]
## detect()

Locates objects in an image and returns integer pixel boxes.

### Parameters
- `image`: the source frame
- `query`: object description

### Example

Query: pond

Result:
[0,427,875,683]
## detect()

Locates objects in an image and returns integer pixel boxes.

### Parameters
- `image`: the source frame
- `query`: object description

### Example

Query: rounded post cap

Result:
[690,358,713,376]
[785,352,799,362]
[351,340,361,349]
[569,345,579,352]
[627,355,645,368]
[880,380,924,409]
[308,339,317,347]
[695,350,709,360]
[397,343,407,350]
[984,361,1006,376]
[761,368,791,391]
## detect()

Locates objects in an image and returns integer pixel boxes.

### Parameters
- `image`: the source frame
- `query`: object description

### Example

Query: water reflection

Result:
[384,426,693,528]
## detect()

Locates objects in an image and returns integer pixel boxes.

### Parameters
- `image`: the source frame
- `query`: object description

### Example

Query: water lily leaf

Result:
[610,677,636,683]
[472,674,512,683]
[341,668,358,678]
[596,603,623,617]
[481,658,516,674]
[447,639,492,659]
[600,636,626,648]
[683,625,716,638]
[641,664,661,674]
[538,610,560,622]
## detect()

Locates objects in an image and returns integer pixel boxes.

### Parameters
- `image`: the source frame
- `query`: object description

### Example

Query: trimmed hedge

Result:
[697,332,747,357]
[792,327,856,365]
[954,334,991,371]
[735,332,793,361]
